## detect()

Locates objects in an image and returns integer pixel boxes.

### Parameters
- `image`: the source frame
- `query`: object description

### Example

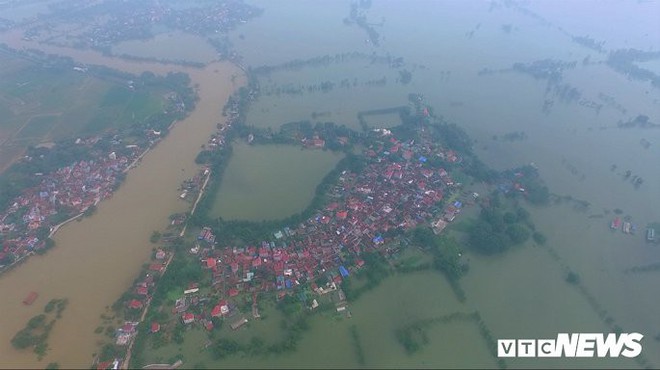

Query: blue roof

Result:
[454,201,462,208]
[339,266,349,277]
[373,235,384,243]
[285,280,292,289]
[419,156,427,162]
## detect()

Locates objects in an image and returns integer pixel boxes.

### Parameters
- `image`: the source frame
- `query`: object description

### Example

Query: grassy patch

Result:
[0,50,167,171]
[16,115,58,139]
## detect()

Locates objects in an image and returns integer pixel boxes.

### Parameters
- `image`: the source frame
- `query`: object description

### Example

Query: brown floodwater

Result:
[0,29,244,368]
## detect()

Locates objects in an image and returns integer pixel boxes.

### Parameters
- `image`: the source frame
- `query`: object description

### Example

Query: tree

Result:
[433,236,463,279]
[150,231,161,243]
[469,220,508,254]
[506,224,531,245]
[503,212,517,224]
[480,208,505,231]
[532,231,547,245]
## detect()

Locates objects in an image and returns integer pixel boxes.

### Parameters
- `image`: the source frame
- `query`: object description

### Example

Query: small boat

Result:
[610,217,621,230]
[648,228,656,242]
[23,291,38,305]
[179,190,188,199]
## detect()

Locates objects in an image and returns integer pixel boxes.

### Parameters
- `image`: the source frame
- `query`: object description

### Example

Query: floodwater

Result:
[111,31,219,64]
[0,30,243,368]
[210,143,343,221]
[1,0,659,368]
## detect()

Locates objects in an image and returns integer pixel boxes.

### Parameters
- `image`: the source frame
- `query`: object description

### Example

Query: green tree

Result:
[506,224,531,245]
[532,231,547,245]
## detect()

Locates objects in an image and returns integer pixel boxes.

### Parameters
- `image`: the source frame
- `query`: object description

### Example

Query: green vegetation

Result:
[468,193,534,254]
[150,231,162,244]
[342,252,391,302]
[532,231,547,245]
[411,227,464,279]
[393,310,502,366]
[349,325,366,365]
[410,227,467,302]
[566,271,581,284]
[11,298,68,359]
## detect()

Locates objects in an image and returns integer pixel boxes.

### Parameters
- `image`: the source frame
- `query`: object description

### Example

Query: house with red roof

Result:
[128,299,143,310]
[211,304,222,318]
[97,361,114,370]
[151,322,160,333]
[181,312,195,325]
[136,286,148,296]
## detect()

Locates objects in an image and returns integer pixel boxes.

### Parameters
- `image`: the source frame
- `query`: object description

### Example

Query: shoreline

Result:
[179,169,212,238]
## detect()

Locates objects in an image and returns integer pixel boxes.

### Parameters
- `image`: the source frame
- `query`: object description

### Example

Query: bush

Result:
[532,231,547,245]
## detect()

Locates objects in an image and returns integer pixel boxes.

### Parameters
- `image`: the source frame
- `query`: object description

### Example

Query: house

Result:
[230,317,248,330]
[174,297,189,313]
[150,322,160,333]
[127,299,143,310]
[97,361,117,370]
[149,263,165,273]
[119,322,137,334]
[432,219,448,235]
[211,304,222,318]
[182,313,195,325]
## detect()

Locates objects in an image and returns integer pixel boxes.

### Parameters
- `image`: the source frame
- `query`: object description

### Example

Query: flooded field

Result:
[111,31,219,64]
[248,60,406,131]
[210,143,343,221]
[142,270,498,369]
[0,51,168,171]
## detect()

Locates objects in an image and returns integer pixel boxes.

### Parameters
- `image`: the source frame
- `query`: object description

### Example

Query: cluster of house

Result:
[80,0,261,50]
[117,249,170,346]
[179,130,465,326]
[0,139,150,268]
[178,167,209,200]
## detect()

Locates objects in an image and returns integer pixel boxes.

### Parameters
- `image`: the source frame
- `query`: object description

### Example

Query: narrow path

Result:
[122,252,175,370]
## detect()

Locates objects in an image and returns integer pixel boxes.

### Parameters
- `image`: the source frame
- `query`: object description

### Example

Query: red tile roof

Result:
[128,299,143,309]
